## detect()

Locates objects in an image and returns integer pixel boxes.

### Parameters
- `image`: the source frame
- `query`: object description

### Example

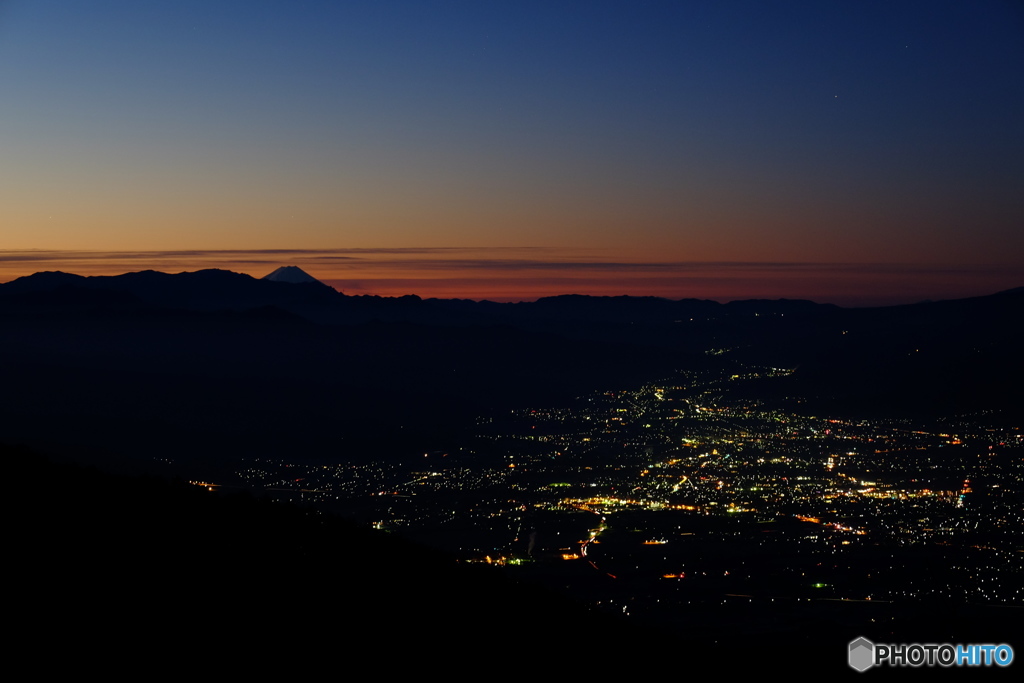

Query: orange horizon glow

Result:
[0,248,1020,307]
[3,3,1020,310]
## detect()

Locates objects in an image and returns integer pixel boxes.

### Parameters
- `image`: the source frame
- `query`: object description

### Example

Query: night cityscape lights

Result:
[218,362,1021,623]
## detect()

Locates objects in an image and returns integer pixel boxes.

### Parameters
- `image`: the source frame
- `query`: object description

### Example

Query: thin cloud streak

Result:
[0,246,508,262]
[323,259,1024,277]
[2,248,1019,276]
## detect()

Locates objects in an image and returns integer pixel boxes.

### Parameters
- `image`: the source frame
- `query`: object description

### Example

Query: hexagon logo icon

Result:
[849,637,875,672]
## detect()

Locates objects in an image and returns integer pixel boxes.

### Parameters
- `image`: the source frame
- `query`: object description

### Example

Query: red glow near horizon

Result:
[0,249,1020,307]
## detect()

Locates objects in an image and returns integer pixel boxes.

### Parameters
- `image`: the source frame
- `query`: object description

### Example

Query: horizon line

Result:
[2,264,1020,309]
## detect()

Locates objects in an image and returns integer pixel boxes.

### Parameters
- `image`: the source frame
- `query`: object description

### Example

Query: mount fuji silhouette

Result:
[262,265,325,285]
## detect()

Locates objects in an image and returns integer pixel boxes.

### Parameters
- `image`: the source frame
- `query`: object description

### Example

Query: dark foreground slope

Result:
[13,443,666,671]
[16,443,1010,678]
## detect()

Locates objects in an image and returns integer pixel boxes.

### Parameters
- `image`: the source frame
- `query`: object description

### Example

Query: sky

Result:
[1,0,1022,305]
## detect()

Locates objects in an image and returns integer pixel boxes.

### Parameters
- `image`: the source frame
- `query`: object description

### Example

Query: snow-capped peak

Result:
[262,266,322,285]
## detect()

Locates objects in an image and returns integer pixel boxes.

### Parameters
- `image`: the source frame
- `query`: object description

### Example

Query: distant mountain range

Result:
[4,266,1018,328]
[0,268,1019,468]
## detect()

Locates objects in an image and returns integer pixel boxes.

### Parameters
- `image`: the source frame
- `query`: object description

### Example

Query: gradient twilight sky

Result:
[1,1,1022,304]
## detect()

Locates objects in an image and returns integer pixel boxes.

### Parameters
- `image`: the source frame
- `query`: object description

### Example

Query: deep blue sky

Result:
[2,1,1022,303]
